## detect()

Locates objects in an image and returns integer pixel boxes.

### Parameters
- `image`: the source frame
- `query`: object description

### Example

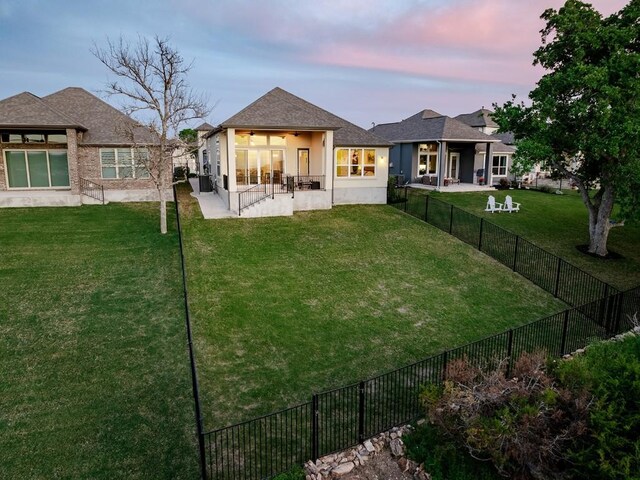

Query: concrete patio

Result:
[188,178,237,219]
[408,182,496,192]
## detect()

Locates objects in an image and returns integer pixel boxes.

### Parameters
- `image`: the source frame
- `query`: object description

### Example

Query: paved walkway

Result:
[188,178,237,219]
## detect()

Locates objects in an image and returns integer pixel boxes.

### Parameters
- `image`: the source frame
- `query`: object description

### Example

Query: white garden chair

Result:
[502,195,521,213]
[485,195,503,213]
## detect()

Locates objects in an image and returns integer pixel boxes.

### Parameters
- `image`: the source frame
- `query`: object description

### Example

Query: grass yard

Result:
[427,189,640,290]
[177,186,565,429]
[0,204,198,479]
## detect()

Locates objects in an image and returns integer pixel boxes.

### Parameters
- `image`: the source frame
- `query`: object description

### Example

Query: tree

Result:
[178,128,199,166]
[93,36,210,234]
[493,0,640,256]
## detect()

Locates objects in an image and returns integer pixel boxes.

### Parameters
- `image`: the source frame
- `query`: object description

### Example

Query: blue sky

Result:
[0,0,627,129]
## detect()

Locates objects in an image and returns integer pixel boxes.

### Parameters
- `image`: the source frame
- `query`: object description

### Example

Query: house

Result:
[371,109,501,187]
[455,108,517,184]
[203,87,391,217]
[0,87,169,207]
[195,122,214,174]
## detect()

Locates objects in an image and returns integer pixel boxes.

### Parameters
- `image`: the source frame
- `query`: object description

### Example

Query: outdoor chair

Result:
[485,195,503,213]
[502,195,521,213]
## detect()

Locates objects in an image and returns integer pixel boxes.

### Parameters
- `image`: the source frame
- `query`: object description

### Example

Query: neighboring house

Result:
[371,109,500,187]
[195,122,214,174]
[0,87,168,207]
[455,108,517,184]
[204,87,391,217]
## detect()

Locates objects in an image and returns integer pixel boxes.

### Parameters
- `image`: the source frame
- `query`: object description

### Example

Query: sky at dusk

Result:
[0,0,629,130]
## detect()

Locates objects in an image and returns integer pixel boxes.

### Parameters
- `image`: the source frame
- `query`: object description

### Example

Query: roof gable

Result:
[221,87,391,147]
[0,91,84,130]
[221,87,344,130]
[455,108,498,129]
[371,110,496,143]
[42,87,157,145]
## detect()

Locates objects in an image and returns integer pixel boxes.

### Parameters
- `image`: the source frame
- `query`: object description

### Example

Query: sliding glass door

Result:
[4,150,70,188]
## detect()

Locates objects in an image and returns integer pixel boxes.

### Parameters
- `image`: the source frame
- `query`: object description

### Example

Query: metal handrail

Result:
[79,177,105,204]
[238,183,270,216]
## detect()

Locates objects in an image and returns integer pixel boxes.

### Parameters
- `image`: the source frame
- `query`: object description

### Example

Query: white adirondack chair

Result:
[485,195,503,213]
[502,195,521,213]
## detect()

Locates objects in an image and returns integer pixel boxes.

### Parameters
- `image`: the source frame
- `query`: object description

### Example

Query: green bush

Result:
[555,335,640,480]
[404,423,499,480]
[271,465,305,480]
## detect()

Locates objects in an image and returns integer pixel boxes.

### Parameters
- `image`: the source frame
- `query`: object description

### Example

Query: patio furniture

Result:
[485,195,503,213]
[502,195,521,213]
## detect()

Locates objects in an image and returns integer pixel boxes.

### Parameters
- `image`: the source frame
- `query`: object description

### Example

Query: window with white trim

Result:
[4,149,69,188]
[336,148,376,177]
[418,143,437,175]
[100,148,150,179]
[492,155,508,176]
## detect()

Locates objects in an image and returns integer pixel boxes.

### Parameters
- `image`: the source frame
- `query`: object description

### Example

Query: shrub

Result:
[555,335,640,480]
[404,423,499,480]
[271,465,305,480]
[421,352,590,480]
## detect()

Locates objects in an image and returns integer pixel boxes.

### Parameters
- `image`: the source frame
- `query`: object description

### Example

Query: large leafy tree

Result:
[493,0,640,256]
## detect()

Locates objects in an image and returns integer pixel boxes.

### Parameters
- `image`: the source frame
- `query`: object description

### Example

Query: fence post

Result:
[560,310,570,355]
[554,258,562,298]
[478,218,484,251]
[358,381,366,442]
[449,204,454,234]
[311,394,319,460]
[598,284,610,328]
[441,350,449,382]
[512,236,519,272]
[613,290,625,333]
[506,329,514,378]
[403,187,408,212]
[424,195,429,223]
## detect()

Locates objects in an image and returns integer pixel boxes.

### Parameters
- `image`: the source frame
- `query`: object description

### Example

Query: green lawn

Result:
[178,186,565,429]
[425,189,640,290]
[0,204,198,479]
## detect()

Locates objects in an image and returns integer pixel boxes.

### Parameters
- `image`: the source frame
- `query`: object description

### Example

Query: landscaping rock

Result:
[363,440,375,453]
[331,462,355,476]
[390,438,405,457]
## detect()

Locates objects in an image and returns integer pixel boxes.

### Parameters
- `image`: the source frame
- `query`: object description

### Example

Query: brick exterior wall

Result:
[77,146,167,191]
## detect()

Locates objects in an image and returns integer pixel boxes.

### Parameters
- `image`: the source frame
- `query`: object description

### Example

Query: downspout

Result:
[330,135,335,205]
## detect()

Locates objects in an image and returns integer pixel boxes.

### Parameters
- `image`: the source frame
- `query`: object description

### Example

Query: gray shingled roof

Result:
[476,142,516,154]
[43,87,158,145]
[455,108,499,129]
[221,87,391,147]
[371,110,498,143]
[195,122,214,131]
[0,92,85,130]
[491,131,515,145]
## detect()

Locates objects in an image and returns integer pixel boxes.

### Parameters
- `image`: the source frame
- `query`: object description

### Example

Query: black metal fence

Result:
[177,185,638,479]
[396,187,616,307]
[202,286,640,479]
[79,177,105,204]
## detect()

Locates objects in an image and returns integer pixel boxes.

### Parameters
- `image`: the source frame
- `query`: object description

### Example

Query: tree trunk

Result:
[585,186,615,257]
[159,187,167,235]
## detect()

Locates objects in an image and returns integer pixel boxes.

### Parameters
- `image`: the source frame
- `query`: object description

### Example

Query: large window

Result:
[4,150,69,189]
[100,148,150,179]
[492,155,508,176]
[336,148,376,177]
[418,143,438,175]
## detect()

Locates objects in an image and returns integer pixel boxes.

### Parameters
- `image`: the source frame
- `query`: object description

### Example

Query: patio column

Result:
[227,128,236,192]
[66,128,80,195]
[484,142,493,186]
[438,141,447,188]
